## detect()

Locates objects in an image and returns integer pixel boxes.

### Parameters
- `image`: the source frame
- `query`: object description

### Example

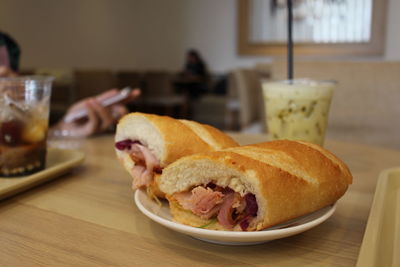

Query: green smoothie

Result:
[262,79,334,146]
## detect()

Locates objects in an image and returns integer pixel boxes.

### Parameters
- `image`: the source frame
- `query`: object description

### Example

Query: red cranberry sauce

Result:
[115,139,142,150]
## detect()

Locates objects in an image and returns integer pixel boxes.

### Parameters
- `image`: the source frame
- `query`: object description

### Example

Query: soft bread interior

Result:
[151,173,165,198]
[160,156,267,230]
[115,114,164,162]
[115,113,239,169]
[160,141,352,231]
[115,114,164,197]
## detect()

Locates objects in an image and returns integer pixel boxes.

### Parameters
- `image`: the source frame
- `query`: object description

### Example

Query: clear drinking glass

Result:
[262,79,335,146]
[0,76,53,176]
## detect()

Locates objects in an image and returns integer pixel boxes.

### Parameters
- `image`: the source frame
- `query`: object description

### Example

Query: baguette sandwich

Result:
[159,140,352,231]
[115,112,239,198]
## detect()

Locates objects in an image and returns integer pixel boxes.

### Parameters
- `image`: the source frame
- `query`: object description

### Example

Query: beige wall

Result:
[0,0,398,72]
[0,0,266,72]
[385,0,400,60]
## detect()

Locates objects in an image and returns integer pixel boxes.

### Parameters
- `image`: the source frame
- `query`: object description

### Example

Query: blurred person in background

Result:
[0,31,140,137]
[174,49,210,99]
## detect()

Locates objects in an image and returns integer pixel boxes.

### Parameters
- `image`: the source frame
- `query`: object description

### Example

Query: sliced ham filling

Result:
[173,184,258,231]
[174,187,224,219]
[115,139,161,189]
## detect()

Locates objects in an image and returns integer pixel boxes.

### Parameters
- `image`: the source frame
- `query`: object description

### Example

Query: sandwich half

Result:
[115,112,239,198]
[159,140,352,231]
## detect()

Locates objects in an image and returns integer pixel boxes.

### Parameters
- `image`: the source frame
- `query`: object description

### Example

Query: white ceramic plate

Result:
[134,189,336,245]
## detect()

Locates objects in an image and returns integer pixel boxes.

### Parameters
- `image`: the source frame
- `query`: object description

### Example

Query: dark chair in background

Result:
[141,71,188,118]
[20,68,206,122]
[74,70,118,100]
[116,71,143,89]
[116,71,145,112]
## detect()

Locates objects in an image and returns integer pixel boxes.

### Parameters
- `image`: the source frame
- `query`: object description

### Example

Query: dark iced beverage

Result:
[0,76,53,176]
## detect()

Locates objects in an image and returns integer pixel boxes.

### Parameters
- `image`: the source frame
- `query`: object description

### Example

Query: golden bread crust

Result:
[137,113,211,165]
[119,112,238,166]
[161,140,352,231]
[179,119,239,150]
[116,112,239,198]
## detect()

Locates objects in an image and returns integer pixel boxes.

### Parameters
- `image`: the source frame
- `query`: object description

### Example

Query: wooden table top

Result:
[1,133,399,266]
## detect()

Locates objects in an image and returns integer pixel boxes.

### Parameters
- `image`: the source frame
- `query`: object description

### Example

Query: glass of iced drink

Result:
[0,76,53,176]
[262,79,335,146]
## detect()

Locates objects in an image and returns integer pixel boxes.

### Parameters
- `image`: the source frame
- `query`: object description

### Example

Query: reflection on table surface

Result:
[1,133,399,266]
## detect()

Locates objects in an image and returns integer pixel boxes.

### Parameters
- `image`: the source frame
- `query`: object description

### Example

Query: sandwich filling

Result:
[172,183,258,231]
[115,139,161,189]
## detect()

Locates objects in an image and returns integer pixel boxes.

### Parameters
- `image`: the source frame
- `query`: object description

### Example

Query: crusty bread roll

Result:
[115,112,239,198]
[159,140,352,231]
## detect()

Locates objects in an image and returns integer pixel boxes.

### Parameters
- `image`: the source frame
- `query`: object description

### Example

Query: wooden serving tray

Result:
[0,148,85,200]
[357,167,400,267]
